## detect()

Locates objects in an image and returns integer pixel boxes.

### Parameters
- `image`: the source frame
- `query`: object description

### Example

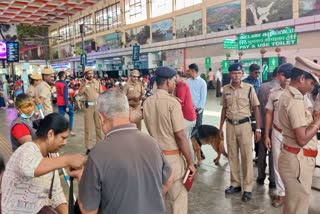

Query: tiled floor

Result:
[1,89,320,213]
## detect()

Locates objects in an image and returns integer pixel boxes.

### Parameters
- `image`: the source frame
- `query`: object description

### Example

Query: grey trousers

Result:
[257,130,275,183]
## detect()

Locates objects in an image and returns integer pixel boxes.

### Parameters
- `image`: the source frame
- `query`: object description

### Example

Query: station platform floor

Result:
[0,89,320,214]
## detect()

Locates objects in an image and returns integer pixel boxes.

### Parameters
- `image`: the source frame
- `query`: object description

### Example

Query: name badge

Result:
[86,85,90,88]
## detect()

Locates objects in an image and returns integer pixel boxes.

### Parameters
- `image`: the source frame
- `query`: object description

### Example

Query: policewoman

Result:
[278,56,320,214]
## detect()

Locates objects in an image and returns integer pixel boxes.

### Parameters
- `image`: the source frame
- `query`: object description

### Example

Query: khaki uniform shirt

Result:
[35,81,52,115]
[81,79,103,102]
[123,80,146,107]
[221,82,260,120]
[26,85,35,97]
[143,89,185,151]
[265,86,284,128]
[279,85,317,150]
[313,94,320,112]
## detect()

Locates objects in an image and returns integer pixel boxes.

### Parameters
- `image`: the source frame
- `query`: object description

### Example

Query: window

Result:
[95,3,121,32]
[50,30,58,46]
[150,0,172,17]
[125,0,147,24]
[74,14,93,37]
[175,0,202,10]
[74,19,84,37]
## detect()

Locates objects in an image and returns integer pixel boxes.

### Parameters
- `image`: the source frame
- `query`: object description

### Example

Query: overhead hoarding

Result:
[238,27,297,50]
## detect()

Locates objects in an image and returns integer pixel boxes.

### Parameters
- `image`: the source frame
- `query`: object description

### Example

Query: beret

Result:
[156,66,177,78]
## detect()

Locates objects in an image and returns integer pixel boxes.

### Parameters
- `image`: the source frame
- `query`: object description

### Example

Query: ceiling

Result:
[0,0,101,26]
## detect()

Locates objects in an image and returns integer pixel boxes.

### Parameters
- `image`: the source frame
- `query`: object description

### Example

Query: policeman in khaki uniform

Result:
[219,63,261,202]
[35,68,55,116]
[278,56,320,214]
[264,63,293,208]
[79,67,103,154]
[123,70,145,130]
[143,66,195,214]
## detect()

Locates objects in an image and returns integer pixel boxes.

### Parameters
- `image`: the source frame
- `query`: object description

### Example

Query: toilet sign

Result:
[205,57,211,71]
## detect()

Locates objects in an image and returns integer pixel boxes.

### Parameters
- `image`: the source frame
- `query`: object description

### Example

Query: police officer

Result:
[123,70,145,130]
[79,67,103,154]
[35,68,54,116]
[219,62,261,202]
[278,56,320,214]
[264,63,293,207]
[143,66,195,214]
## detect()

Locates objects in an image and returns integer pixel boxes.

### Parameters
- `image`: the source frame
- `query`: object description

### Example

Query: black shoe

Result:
[269,181,276,189]
[200,150,206,160]
[242,192,252,202]
[256,178,265,185]
[225,186,241,194]
[86,149,91,155]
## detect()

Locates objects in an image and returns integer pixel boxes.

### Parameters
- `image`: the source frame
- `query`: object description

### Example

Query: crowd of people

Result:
[0,56,319,214]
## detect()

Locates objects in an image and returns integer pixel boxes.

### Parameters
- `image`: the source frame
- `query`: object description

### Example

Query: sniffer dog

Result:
[191,125,228,166]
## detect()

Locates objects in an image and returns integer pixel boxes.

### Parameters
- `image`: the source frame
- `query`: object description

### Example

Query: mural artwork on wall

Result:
[300,0,320,17]
[96,32,122,52]
[0,24,17,41]
[152,19,173,43]
[125,25,150,46]
[17,25,48,60]
[246,0,292,26]
[176,10,202,39]
[207,1,241,33]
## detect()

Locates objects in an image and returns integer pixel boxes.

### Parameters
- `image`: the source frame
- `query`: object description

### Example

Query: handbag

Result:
[37,172,58,214]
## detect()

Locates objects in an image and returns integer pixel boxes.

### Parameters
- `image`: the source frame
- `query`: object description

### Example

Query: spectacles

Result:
[254,72,261,74]
[131,76,139,78]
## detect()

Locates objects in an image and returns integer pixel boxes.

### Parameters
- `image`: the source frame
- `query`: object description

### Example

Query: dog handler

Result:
[219,62,261,202]
[278,56,320,214]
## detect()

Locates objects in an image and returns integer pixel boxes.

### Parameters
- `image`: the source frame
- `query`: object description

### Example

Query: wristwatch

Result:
[255,129,262,133]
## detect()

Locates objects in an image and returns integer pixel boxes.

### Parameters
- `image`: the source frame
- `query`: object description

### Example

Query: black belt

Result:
[227,117,250,125]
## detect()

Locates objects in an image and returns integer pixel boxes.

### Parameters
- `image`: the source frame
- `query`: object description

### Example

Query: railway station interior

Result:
[0,0,320,213]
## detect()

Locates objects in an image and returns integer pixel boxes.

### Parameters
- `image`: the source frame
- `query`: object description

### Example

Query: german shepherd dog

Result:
[191,125,228,166]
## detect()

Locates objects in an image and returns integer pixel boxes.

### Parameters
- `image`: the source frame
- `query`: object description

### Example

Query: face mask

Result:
[20,111,34,119]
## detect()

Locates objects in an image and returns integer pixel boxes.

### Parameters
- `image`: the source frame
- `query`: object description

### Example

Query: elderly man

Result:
[78,67,103,154]
[35,68,54,116]
[143,66,196,214]
[70,89,173,214]
[123,70,145,130]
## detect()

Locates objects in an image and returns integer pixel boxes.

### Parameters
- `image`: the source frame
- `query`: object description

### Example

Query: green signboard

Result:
[221,60,230,74]
[205,57,211,71]
[223,39,236,49]
[238,27,297,50]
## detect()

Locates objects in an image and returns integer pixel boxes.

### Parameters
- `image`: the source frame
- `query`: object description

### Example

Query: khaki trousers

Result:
[129,105,142,131]
[279,148,315,214]
[84,106,103,150]
[164,154,188,214]
[226,121,254,192]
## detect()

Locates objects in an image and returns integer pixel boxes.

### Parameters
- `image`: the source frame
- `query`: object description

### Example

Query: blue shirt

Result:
[186,76,207,109]
[243,76,261,94]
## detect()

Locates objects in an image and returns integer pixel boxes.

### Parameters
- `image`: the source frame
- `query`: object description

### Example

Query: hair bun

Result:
[32,119,42,130]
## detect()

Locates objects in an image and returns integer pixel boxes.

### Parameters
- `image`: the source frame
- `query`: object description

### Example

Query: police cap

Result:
[295,56,320,84]
[228,62,243,72]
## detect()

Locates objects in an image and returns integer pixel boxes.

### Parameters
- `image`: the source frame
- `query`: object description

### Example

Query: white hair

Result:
[96,89,129,119]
